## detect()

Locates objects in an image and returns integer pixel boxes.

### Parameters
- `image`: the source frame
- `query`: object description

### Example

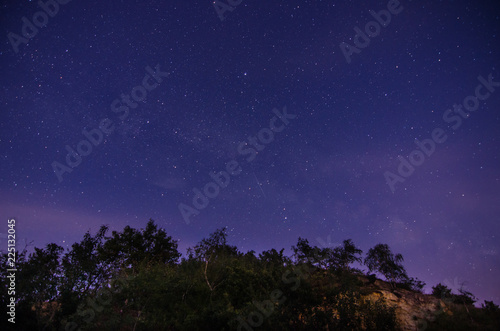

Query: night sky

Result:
[1,0,500,304]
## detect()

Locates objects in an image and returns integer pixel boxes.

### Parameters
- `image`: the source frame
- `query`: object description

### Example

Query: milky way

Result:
[1,0,499,304]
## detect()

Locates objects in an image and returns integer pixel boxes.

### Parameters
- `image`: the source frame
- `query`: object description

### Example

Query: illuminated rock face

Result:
[359,277,452,331]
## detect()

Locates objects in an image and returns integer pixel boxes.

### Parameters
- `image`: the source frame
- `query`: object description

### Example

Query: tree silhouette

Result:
[259,248,290,267]
[20,243,63,328]
[62,226,110,298]
[100,219,180,274]
[364,243,408,286]
[329,239,363,271]
[292,237,330,268]
[189,227,239,292]
[432,283,453,299]
[5,222,497,331]
[482,300,499,313]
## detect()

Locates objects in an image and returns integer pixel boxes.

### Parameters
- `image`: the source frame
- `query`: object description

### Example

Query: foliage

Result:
[483,300,500,313]
[329,239,363,271]
[432,283,453,299]
[431,283,476,305]
[397,277,426,293]
[426,303,500,331]
[291,237,363,272]
[100,219,181,273]
[455,287,477,306]
[291,237,330,268]
[364,243,408,285]
[62,226,109,298]
[20,243,63,329]
[5,223,499,331]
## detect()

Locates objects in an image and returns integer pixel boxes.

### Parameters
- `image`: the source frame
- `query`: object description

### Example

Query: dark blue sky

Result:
[1,0,500,304]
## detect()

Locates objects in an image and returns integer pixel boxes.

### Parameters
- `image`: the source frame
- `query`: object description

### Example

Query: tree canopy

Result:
[364,243,408,285]
[1,221,495,331]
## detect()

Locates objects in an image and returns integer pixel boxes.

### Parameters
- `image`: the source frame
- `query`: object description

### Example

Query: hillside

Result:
[1,222,499,330]
[355,275,500,331]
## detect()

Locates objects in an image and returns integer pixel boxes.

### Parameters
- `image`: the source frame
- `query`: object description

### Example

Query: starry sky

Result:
[1,0,500,304]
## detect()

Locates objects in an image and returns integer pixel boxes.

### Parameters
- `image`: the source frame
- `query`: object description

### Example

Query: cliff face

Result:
[359,277,452,331]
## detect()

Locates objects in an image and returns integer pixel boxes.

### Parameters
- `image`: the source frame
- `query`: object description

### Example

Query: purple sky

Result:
[1,0,499,305]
